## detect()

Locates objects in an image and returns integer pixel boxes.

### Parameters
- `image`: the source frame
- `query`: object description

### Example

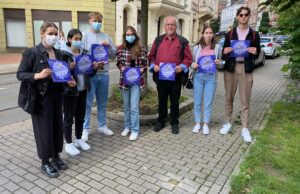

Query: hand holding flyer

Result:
[159,63,176,81]
[123,67,141,85]
[91,44,109,64]
[230,40,250,57]
[48,59,71,82]
[197,55,216,73]
[74,54,93,75]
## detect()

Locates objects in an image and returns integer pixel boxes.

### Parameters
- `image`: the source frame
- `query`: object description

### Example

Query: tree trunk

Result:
[141,0,149,88]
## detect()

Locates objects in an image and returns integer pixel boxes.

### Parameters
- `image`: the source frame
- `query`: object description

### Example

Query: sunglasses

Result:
[239,13,249,17]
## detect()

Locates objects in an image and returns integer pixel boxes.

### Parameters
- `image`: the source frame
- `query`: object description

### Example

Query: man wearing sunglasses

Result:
[219,6,261,143]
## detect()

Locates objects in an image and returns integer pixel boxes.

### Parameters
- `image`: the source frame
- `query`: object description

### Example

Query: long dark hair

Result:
[197,26,216,50]
[122,26,141,59]
[66,29,82,47]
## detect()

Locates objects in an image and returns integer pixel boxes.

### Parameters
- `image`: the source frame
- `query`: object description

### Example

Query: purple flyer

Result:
[48,59,71,82]
[197,55,216,73]
[123,67,141,85]
[230,40,250,57]
[74,54,93,75]
[159,63,176,81]
[91,44,109,63]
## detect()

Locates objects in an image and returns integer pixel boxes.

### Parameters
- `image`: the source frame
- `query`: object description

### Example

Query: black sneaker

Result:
[41,163,59,178]
[171,124,179,134]
[51,158,68,171]
[153,122,165,132]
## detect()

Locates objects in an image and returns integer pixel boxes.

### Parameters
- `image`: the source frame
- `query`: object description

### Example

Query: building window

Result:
[4,9,26,48]
[123,9,128,33]
[32,10,72,45]
[178,19,184,35]
[78,12,90,33]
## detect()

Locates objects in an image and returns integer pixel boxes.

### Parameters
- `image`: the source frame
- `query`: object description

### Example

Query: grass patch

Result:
[230,101,300,194]
[107,84,188,115]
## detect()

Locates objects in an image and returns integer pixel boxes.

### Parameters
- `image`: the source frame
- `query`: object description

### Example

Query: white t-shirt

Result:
[82,30,116,74]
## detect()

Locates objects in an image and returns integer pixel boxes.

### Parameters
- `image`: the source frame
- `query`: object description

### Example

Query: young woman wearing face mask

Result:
[60,29,91,156]
[116,26,148,141]
[191,26,223,135]
[16,21,76,178]
[81,11,116,142]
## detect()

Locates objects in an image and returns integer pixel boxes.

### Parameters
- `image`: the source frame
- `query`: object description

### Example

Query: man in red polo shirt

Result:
[148,16,192,134]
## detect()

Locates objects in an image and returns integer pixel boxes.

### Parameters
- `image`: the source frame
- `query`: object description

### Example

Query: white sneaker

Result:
[129,132,138,141]
[121,128,130,136]
[65,143,80,156]
[219,122,232,134]
[75,139,91,151]
[241,128,252,143]
[192,123,200,133]
[202,124,210,135]
[82,129,89,142]
[98,125,114,136]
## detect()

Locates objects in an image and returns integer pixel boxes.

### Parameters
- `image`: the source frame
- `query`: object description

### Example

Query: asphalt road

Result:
[0,58,279,127]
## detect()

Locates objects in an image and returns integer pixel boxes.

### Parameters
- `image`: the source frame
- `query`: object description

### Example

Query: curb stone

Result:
[103,98,193,125]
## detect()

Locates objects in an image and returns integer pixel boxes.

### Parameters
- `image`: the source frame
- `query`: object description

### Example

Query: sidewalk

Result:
[0,53,21,75]
[0,57,288,194]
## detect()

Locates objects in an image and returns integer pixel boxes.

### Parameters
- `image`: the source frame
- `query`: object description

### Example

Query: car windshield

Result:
[261,38,271,43]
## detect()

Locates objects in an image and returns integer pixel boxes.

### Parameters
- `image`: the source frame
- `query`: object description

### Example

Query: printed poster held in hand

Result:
[159,62,176,81]
[74,54,93,75]
[230,40,250,57]
[48,59,71,82]
[123,67,141,85]
[91,44,109,64]
[197,55,216,73]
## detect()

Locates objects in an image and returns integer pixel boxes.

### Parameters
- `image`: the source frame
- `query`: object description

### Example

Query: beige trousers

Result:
[224,63,253,128]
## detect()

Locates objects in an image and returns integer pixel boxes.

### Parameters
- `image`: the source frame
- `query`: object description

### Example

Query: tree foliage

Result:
[261,0,300,79]
[232,18,238,28]
[210,18,220,33]
[259,12,271,35]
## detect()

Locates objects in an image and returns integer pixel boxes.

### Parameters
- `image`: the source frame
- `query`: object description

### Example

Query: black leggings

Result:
[63,90,87,143]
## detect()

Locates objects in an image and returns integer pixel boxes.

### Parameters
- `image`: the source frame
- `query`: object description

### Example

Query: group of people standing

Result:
[17,6,260,178]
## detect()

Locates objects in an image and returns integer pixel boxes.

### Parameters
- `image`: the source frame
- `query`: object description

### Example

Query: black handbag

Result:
[18,81,37,114]
[185,71,194,89]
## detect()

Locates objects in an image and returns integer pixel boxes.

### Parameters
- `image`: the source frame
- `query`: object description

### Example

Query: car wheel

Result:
[260,55,265,66]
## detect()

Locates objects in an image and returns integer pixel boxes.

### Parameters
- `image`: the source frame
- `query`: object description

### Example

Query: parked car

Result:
[260,37,281,58]
[217,38,265,67]
[275,35,291,46]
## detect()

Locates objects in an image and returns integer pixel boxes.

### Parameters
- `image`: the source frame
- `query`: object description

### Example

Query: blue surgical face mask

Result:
[71,40,82,49]
[125,35,136,44]
[91,22,102,31]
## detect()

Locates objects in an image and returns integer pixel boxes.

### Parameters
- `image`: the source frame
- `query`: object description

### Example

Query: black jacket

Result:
[222,27,261,73]
[16,43,71,96]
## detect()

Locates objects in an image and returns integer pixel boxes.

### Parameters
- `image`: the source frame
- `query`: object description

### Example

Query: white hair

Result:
[163,16,178,26]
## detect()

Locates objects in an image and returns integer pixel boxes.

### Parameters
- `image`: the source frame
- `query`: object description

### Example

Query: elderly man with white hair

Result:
[148,16,192,134]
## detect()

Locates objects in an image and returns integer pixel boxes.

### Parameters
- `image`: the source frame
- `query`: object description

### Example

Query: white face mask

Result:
[45,35,58,46]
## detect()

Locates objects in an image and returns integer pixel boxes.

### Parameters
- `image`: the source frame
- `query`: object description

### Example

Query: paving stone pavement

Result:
[0,57,288,194]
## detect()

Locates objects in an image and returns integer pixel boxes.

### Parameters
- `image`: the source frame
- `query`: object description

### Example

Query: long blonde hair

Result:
[122,26,141,59]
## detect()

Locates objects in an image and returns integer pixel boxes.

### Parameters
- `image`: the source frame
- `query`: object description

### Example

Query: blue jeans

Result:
[83,74,109,129]
[121,85,141,133]
[193,72,217,123]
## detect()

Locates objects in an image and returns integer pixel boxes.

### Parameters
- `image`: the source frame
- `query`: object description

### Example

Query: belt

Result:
[236,61,244,64]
